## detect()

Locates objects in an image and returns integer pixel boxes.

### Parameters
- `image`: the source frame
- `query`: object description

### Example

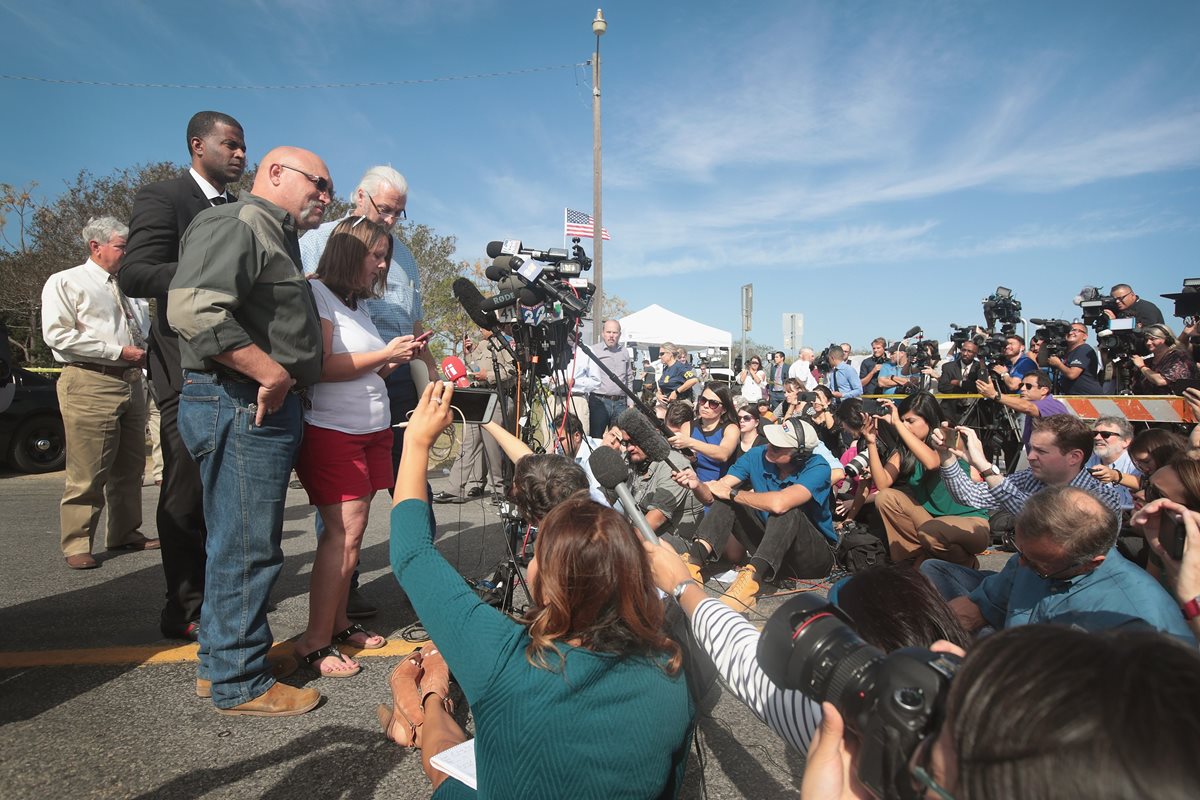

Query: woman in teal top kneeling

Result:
[865,391,990,569]
[384,381,694,799]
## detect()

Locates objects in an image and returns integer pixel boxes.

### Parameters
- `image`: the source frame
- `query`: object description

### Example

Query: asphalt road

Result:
[0,467,825,800]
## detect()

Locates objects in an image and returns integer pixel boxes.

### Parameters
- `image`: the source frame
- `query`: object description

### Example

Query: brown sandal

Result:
[418,644,454,715]
[377,651,424,747]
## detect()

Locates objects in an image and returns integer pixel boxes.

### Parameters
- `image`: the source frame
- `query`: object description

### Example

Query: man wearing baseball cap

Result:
[671,416,837,613]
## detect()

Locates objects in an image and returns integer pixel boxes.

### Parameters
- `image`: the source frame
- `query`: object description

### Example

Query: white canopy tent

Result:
[617,304,733,351]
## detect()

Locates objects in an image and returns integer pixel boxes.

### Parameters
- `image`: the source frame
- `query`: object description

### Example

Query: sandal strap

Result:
[421,690,453,713]
[332,623,369,643]
[299,644,344,665]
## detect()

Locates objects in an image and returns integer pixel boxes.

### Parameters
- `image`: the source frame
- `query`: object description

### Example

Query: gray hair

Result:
[800,347,815,359]
[81,216,128,248]
[357,165,408,198]
[1093,416,1134,441]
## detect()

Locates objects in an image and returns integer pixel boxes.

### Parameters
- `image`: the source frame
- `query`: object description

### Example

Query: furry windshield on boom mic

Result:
[615,408,675,464]
[588,446,633,490]
[452,278,496,331]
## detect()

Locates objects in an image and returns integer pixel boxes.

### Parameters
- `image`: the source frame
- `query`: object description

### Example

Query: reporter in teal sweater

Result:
[390,381,694,799]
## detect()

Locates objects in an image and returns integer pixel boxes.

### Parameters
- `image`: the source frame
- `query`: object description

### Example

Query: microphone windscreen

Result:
[485,262,510,281]
[903,326,922,339]
[516,286,541,306]
[485,241,506,259]
[441,356,467,383]
[452,278,495,330]
[588,447,631,490]
[616,407,674,464]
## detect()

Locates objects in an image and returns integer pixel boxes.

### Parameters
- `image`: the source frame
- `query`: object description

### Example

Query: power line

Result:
[0,63,586,91]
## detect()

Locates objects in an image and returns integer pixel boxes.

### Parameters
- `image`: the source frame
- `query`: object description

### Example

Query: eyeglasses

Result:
[907,716,957,800]
[366,191,406,221]
[1019,383,1040,390]
[1002,531,1084,580]
[618,438,633,447]
[1093,431,1121,439]
[1112,292,1132,303]
[277,164,331,194]
[738,415,755,423]
[699,396,722,408]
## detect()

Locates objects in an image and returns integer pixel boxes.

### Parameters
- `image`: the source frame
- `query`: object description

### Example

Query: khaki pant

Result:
[57,366,147,556]
[875,488,989,568]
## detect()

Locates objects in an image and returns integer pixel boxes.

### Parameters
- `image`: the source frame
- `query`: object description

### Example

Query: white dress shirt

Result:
[41,259,149,364]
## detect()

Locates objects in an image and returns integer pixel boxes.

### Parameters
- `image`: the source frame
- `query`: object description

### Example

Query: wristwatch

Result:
[729,488,741,502]
[673,579,697,599]
[1183,596,1200,621]
[980,464,1000,478]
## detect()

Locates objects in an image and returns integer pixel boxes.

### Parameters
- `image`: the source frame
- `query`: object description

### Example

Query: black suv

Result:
[0,367,65,473]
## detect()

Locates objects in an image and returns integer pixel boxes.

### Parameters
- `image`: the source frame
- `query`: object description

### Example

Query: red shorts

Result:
[295,424,394,506]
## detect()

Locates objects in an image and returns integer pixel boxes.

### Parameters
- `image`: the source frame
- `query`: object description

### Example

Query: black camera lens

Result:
[758,594,884,732]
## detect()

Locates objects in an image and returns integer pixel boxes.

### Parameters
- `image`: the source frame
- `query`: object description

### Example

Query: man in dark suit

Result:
[119,111,246,641]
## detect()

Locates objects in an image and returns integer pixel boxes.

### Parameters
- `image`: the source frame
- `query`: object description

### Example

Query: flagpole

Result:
[591,9,606,323]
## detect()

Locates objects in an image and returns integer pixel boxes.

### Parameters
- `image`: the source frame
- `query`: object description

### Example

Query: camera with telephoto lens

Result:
[843,450,870,479]
[758,595,961,799]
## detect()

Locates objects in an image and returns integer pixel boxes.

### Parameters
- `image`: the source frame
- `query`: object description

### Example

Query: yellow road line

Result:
[0,640,422,668]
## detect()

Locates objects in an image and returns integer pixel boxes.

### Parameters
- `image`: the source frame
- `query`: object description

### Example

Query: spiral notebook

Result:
[429,738,477,790]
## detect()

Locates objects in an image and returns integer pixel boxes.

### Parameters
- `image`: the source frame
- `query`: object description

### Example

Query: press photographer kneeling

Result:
[384,382,693,798]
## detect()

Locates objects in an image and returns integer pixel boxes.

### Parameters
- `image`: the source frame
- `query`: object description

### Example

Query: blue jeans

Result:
[587,393,628,438]
[919,560,994,602]
[178,371,303,708]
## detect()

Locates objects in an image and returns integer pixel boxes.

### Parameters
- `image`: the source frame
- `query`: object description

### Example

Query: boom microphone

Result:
[903,326,923,339]
[452,278,497,331]
[481,289,520,314]
[588,447,659,544]
[616,407,688,468]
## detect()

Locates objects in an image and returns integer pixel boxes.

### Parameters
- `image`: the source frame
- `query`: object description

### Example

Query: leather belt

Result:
[67,362,139,378]
[593,393,626,400]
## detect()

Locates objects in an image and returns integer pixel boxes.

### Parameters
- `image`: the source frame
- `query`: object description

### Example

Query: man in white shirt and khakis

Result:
[41,216,159,569]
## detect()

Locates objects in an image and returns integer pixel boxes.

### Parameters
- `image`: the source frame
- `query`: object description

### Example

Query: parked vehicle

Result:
[0,368,65,473]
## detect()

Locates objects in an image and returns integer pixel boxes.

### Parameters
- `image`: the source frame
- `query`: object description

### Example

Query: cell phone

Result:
[943,428,960,452]
[414,330,435,344]
[1161,512,1186,562]
[447,388,499,424]
[1169,379,1200,396]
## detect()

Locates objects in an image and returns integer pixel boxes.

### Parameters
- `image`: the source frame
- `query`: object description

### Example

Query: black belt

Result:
[201,367,309,398]
[553,389,586,397]
[593,393,626,400]
[67,362,139,378]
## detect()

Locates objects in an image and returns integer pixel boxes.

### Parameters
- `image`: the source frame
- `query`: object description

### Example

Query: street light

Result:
[591,8,606,322]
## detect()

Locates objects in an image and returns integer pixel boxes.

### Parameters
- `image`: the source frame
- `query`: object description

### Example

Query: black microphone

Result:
[452,278,497,331]
[588,447,659,544]
[480,289,520,314]
[903,326,923,339]
[485,240,513,259]
[485,261,511,281]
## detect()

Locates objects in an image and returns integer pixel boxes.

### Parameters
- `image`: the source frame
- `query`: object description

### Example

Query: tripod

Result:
[955,373,1024,472]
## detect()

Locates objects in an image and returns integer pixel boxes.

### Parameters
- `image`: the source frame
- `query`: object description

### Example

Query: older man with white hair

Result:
[42,216,155,569]
[788,347,818,390]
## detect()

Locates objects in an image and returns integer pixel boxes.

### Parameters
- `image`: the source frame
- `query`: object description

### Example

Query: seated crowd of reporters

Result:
[375,298,1200,798]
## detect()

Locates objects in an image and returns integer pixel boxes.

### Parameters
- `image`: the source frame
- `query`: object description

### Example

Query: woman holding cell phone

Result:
[293,217,423,678]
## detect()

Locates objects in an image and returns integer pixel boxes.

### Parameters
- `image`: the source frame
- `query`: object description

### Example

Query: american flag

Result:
[564,208,610,240]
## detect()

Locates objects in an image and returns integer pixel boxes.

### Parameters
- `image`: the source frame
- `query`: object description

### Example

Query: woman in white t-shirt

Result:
[737,355,766,403]
[295,217,421,678]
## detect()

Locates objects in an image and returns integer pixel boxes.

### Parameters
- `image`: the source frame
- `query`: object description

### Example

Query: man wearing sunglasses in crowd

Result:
[974,370,1068,451]
[941,487,1194,640]
[299,165,436,618]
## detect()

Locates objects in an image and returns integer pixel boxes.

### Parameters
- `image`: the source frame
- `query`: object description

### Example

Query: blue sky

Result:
[1,1,1196,354]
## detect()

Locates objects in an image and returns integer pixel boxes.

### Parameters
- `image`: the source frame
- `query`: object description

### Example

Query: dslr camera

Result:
[759,595,960,799]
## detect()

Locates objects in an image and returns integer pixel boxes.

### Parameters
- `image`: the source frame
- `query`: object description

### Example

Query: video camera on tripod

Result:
[977,286,1022,369]
[1073,285,1146,366]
